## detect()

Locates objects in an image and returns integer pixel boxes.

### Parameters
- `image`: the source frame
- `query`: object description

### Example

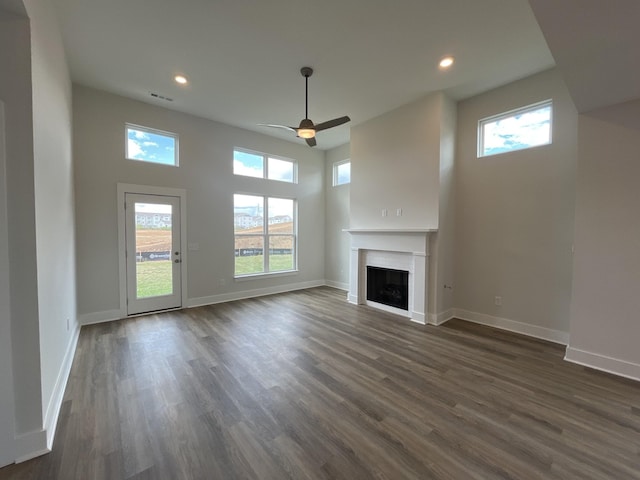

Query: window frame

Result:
[125,123,179,167]
[233,194,298,278]
[332,159,351,186]
[233,147,298,183]
[477,99,553,158]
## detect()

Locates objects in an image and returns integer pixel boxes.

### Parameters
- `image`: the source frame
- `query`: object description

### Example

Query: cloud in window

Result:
[127,127,176,165]
[482,104,551,156]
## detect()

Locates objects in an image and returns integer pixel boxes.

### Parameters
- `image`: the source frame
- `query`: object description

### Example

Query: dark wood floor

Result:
[2,287,639,479]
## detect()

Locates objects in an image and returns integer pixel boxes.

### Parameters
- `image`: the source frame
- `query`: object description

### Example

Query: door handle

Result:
[174,259,182,263]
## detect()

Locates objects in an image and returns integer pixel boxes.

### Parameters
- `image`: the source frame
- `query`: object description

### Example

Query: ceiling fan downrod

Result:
[301,67,313,120]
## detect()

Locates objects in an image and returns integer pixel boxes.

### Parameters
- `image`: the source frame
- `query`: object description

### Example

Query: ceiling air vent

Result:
[149,92,174,102]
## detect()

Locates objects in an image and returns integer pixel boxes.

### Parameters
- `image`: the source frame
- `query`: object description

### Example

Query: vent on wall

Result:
[149,92,174,102]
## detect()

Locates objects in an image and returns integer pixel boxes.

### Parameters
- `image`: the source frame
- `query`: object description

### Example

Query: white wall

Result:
[454,69,577,343]
[0,0,77,461]
[324,143,350,290]
[566,109,640,379]
[24,0,78,447]
[0,9,44,448]
[0,102,16,468]
[429,95,456,321]
[73,86,326,319]
[350,93,442,230]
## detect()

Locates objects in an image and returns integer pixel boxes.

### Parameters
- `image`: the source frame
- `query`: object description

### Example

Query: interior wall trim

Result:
[565,346,640,382]
[453,308,569,345]
[14,429,48,464]
[79,309,123,326]
[43,323,81,450]
[325,280,348,291]
[429,309,455,326]
[187,280,325,309]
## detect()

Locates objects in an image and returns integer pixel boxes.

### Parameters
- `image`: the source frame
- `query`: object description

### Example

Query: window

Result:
[478,100,552,157]
[234,194,296,276]
[126,124,178,166]
[233,148,296,183]
[333,160,351,186]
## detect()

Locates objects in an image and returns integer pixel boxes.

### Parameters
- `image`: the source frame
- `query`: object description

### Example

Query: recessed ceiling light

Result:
[174,74,189,85]
[439,56,454,69]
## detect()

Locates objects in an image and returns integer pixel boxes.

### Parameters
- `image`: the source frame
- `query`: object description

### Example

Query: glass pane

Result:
[267,157,294,182]
[134,202,173,298]
[127,127,177,166]
[233,150,264,178]
[269,235,294,272]
[268,197,294,234]
[335,161,351,185]
[235,236,264,275]
[481,103,552,157]
[234,194,264,234]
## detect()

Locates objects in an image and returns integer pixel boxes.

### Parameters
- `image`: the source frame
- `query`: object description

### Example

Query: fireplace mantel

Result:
[345,229,436,324]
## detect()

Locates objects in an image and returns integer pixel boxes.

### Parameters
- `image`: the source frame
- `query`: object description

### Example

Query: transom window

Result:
[233,148,296,183]
[333,159,351,186]
[234,194,296,276]
[126,124,178,166]
[478,100,552,157]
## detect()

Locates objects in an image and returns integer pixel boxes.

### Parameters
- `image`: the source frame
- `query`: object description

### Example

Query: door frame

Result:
[117,183,187,317]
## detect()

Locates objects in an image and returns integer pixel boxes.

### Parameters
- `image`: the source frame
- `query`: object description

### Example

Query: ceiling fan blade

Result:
[258,123,298,133]
[314,116,351,132]
[305,137,317,147]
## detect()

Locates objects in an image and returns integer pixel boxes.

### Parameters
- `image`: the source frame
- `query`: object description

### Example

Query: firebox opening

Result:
[366,266,409,311]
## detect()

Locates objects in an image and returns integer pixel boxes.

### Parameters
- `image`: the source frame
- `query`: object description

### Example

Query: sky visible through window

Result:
[234,194,292,218]
[233,151,263,177]
[127,127,176,165]
[481,103,551,157]
[335,161,350,185]
[233,150,294,182]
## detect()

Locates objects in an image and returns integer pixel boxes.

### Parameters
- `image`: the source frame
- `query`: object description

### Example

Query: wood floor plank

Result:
[1,286,639,479]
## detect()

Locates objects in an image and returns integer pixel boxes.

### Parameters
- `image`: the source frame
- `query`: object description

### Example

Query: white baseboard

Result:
[80,282,333,324]
[187,280,325,308]
[565,346,640,382]
[428,309,455,326]
[43,323,80,450]
[453,308,569,345]
[324,280,348,291]
[15,321,81,463]
[14,429,48,463]
[79,309,122,326]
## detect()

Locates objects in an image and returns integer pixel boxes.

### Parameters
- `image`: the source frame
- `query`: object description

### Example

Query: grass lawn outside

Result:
[235,254,294,276]
[136,261,173,298]
[136,254,295,298]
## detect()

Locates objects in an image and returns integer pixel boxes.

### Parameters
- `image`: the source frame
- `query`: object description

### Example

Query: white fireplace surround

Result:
[345,229,436,324]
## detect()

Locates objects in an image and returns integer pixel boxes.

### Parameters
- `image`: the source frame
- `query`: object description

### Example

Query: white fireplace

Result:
[345,229,436,324]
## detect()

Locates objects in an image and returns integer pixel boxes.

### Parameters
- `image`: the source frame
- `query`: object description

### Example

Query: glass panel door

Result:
[125,194,181,315]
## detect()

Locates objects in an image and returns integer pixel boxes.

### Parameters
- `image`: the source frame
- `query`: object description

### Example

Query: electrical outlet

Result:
[396,208,402,216]
[381,209,388,217]
[494,296,502,306]
[66,318,70,331]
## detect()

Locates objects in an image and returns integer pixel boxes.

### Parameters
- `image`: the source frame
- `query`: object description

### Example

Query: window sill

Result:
[234,270,299,282]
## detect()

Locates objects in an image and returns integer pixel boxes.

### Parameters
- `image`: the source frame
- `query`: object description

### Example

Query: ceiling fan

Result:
[259,67,350,147]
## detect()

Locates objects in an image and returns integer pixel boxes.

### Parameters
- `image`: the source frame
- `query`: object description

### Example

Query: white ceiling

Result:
[50,0,556,149]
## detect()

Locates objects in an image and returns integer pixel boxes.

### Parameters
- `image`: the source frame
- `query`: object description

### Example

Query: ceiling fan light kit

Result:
[297,128,316,139]
[259,67,351,147]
